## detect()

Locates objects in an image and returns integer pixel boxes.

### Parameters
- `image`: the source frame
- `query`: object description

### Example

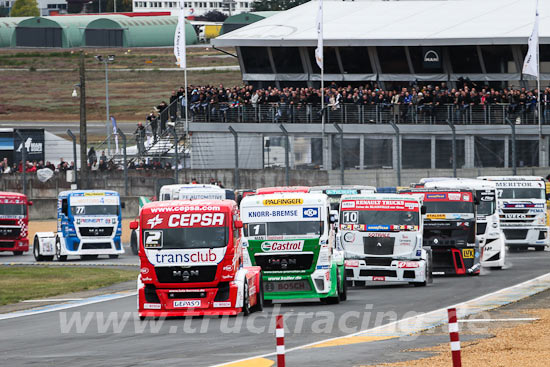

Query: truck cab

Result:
[0,192,31,256]
[424,178,506,269]
[340,193,431,287]
[400,187,480,275]
[136,199,262,318]
[34,190,124,261]
[240,192,346,304]
[478,176,548,251]
[309,185,376,211]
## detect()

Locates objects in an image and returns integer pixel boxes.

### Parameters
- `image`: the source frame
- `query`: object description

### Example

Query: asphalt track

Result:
[1,250,549,367]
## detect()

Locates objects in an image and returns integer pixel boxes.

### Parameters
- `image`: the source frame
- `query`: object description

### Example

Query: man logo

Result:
[433,238,439,245]
[303,207,319,218]
[377,242,382,247]
[147,214,163,229]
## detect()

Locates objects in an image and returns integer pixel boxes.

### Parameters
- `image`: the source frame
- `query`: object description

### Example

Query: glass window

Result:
[409,46,443,73]
[271,47,304,73]
[449,46,482,73]
[0,204,26,216]
[377,47,410,73]
[145,227,228,249]
[341,209,419,227]
[474,137,504,167]
[340,47,372,73]
[402,138,431,169]
[71,205,119,216]
[423,201,474,214]
[509,139,539,167]
[480,46,515,73]
[240,47,273,73]
[364,138,392,168]
[308,47,340,74]
[332,137,360,169]
[499,187,545,200]
[435,139,465,169]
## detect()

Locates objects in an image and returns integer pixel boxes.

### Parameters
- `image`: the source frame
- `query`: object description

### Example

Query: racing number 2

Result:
[144,230,163,249]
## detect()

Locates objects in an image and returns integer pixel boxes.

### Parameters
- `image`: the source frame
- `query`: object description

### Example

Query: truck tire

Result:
[242,282,251,316]
[109,255,119,259]
[323,272,341,304]
[13,251,23,256]
[55,238,67,262]
[33,237,54,262]
[535,245,546,251]
[251,277,264,313]
[339,269,347,301]
[130,230,138,255]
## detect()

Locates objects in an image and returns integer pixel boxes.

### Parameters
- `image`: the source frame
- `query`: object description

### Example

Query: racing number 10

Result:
[343,211,358,224]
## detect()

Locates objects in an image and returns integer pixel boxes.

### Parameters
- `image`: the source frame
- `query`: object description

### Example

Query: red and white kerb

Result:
[276,315,285,367]
[447,308,462,367]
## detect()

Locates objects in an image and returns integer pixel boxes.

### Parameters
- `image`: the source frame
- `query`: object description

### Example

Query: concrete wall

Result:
[28,196,140,220]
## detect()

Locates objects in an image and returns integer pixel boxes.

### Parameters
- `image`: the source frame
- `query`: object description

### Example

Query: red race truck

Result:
[0,192,31,256]
[134,199,263,318]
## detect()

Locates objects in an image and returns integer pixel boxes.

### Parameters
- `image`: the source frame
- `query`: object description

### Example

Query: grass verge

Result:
[0,266,137,306]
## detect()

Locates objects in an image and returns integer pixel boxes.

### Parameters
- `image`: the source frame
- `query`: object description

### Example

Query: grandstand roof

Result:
[213,0,549,47]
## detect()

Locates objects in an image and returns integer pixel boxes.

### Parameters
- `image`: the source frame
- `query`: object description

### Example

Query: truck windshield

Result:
[342,210,419,227]
[0,204,26,216]
[423,201,474,214]
[71,205,119,216]
[477,200,495,216]
[498,188,545,200]
[148,227,228,249]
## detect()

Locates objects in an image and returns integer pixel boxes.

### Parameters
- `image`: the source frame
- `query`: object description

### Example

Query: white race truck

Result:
[479,176,549,251]
[339,193,432,287]
[424,178,506,269]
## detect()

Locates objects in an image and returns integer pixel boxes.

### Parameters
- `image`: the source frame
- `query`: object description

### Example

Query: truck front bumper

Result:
[345,259,427,283]
[0,239,28,252]
[501,227,548,247]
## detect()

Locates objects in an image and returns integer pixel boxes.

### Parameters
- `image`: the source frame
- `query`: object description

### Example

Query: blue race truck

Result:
[34,190,124,261]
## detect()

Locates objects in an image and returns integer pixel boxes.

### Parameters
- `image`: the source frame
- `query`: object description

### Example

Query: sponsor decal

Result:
[303,207,319,218]
[140,267,150,274]
[261,240,305,252]
[367,233,391,238]
[426,214,446,220]
[150,249,223,265]
[462,248,474,258]
[222,265,233,271]
[167,213,224,227]
[504,203,544,209]
[143,303,161,310]
[173,300,201,308]
[372,276,386,281]
[366,225,390,231]
[316,265,330,269]
[246,210,298,219]
[263,198,304,206]
[448,193,461,201]
[343,232,355,242]
[416,250,422,256]
[345,260,360,267]
[326,189,358,195]
[150,205,221,213]
[213,302,231,308]
[341,201,356,209]
[397,261,420,269]
[426,194,446,199]
[141,277,153,282]
[147,214,163,229]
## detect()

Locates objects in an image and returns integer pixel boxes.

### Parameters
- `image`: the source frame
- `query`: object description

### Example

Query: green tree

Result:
[9,0,39,16]
[251,0,308,11]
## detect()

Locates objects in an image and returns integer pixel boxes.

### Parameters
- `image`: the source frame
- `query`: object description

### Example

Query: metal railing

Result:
[182,102,550,125]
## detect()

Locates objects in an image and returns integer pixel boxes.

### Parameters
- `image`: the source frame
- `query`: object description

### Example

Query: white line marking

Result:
[210,271,550,367]
[22,298,84,302]
[459,318,539,322]
[0,292,136,321]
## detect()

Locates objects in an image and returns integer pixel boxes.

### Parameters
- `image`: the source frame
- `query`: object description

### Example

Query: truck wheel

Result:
[13,251,23,256]
[323,275,341,304]
[535,245,546,252]
[109,255,119,259]
[130,230,138,256]
[33,237,44,261]
[139,316,146,321]
[339,270,347,301]
[242,282,251,316]
[251,277,264,313]
[55,239,67,262]
[263,299,273,307]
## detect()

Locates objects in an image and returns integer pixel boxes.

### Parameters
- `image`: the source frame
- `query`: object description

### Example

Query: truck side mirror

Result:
[329,210,339,224]
[234,220,243,229]
[421,206,427,215]
[121,202,126,209]
[129,221,138,230]
[28,201,33,206]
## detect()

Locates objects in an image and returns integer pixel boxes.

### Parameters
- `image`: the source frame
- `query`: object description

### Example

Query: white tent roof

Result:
[213,0,548,47]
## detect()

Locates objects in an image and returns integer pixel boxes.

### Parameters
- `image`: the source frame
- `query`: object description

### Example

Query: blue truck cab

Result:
[34,190,124,261]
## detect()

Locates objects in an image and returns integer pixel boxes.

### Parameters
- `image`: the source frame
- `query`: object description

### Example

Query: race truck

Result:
[254,186,310,195]
[0,192,31,256]
[309,186,376,211]
[424,178,506,269]
[239,192,346,304]
[134,199,263,318]
[339,194,432,287]
[400,187,480,275]
[478,176,549,251]
[33,190,124,261]
[130,184,233,255]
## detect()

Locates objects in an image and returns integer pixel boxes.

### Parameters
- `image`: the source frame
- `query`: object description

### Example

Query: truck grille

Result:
[254,253,314,271]
[0,242,15,248]
[476,223,487,235]
[503,229,528,240]
[79,227,113,237]
[0,227,20,238]
[0,220,16,225]
[363,237,395,256]
[81,242,112,249]
[155,266,218,283]
[364,257,393,266]
[359,269,397,277]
